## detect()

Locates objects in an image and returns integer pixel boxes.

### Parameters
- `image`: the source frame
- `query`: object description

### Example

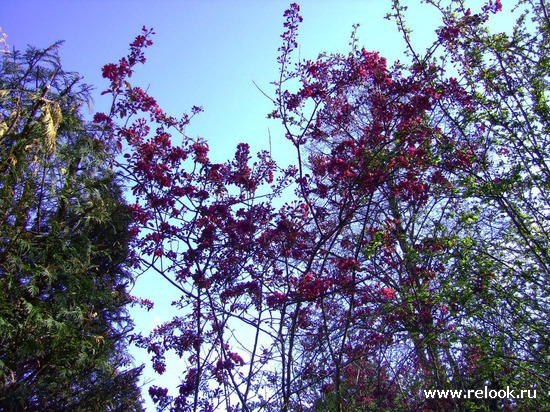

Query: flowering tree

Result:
[271,5,491,410]
[96,27,303,411]
[98,1,549,410]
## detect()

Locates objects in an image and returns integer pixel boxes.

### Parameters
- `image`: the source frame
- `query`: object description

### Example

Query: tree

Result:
[272,6,489,410]
[0,40,144,410]
[101,2,549,410]
[389,0,550,408]
[97,28,297,411]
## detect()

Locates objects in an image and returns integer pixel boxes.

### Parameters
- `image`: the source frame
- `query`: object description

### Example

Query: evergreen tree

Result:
[0,41,144,411]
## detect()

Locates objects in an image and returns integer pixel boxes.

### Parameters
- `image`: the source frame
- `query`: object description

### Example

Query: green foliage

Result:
[392,0,550,409]
[0,43,143,410]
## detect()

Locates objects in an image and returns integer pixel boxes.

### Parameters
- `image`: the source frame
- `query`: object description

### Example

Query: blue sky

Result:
[2,0,515,408]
